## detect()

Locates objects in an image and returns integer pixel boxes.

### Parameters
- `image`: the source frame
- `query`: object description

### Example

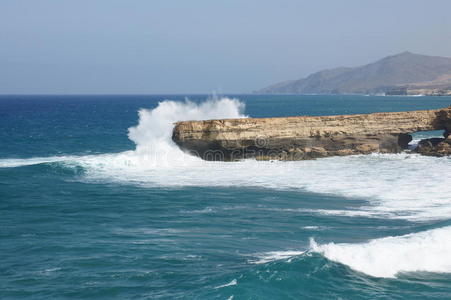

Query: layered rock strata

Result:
[172,107,451,161]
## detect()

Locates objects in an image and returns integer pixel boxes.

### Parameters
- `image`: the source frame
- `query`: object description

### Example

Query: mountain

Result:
[257,52,451,95]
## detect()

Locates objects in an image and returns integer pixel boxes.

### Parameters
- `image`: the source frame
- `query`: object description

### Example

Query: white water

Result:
[1,97,450,221]
[0,155,85,168]
[214,279,238,289]
[252,226,451,278]
[249,251,306,264]
[311,226,451,278]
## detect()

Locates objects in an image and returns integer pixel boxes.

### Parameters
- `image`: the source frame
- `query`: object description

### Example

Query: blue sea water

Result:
[1,94,451,299]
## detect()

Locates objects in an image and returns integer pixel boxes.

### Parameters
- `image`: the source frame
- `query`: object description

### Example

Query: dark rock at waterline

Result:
[415,136,451,157]
[398,133,413,149]
[420,138,445,148]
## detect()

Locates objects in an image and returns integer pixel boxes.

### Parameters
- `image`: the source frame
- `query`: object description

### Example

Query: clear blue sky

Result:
[1,0,451,94]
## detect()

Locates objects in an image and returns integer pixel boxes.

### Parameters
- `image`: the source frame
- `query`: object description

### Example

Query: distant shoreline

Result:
[1,93,451,98]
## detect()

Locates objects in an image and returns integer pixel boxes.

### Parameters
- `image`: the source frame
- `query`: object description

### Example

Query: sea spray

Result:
[126,97,246,167]
[128,98,246,154]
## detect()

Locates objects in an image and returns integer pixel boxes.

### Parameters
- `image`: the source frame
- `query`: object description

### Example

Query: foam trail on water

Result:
[0,155,85,168]
[214,279,238,289]
[310,226,451,278]
[79,152,451,221]
[249,250,306,264]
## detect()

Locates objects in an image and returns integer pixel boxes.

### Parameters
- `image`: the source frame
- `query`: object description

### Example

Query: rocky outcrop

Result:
[415,136,451,156]
[415,108,451,156]
[172,107,451,161]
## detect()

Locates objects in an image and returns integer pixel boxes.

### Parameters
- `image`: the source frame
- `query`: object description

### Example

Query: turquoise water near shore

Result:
[1,95,451,299]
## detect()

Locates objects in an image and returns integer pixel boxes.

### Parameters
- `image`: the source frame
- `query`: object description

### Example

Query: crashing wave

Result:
[310,226,451,278]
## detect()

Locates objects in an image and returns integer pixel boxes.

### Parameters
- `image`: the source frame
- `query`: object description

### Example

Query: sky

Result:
[1,0,451,94]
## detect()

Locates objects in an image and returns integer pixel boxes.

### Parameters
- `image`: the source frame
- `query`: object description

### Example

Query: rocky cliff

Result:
[172,107,451,161]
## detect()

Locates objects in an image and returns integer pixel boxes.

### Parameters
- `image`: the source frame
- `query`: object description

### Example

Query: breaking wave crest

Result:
[310,226,451,278]
[247,226,451,278]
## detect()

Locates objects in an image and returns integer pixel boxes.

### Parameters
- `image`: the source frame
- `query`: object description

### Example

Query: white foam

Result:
[214,279,237,289]
[0,155,83,168]
[1,97,451,221]
[76,153,451,221]
[249,250,305,264]
[311,226,451,278]
[302,226,327,230]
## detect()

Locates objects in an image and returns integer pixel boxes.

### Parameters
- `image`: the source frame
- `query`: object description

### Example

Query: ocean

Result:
[1,94,451,299]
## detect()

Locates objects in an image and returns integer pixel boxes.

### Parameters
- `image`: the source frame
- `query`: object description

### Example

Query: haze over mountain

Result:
[257,52,451,95]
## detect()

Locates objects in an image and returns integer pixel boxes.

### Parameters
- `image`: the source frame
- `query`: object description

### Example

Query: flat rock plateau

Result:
[172,107,451,161]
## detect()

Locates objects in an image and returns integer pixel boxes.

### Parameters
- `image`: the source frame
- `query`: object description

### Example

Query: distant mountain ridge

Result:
[257,52,451,95]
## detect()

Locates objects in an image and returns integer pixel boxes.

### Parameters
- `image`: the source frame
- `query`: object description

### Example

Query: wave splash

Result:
[1,97,451,221]
[127,97,246,166]
[310,226,451,278]
[0,97,245,169]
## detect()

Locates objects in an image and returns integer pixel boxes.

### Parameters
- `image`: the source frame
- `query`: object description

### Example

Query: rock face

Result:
[415,137,451,156]
[415,108,451,157]
[172,107,451,161]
